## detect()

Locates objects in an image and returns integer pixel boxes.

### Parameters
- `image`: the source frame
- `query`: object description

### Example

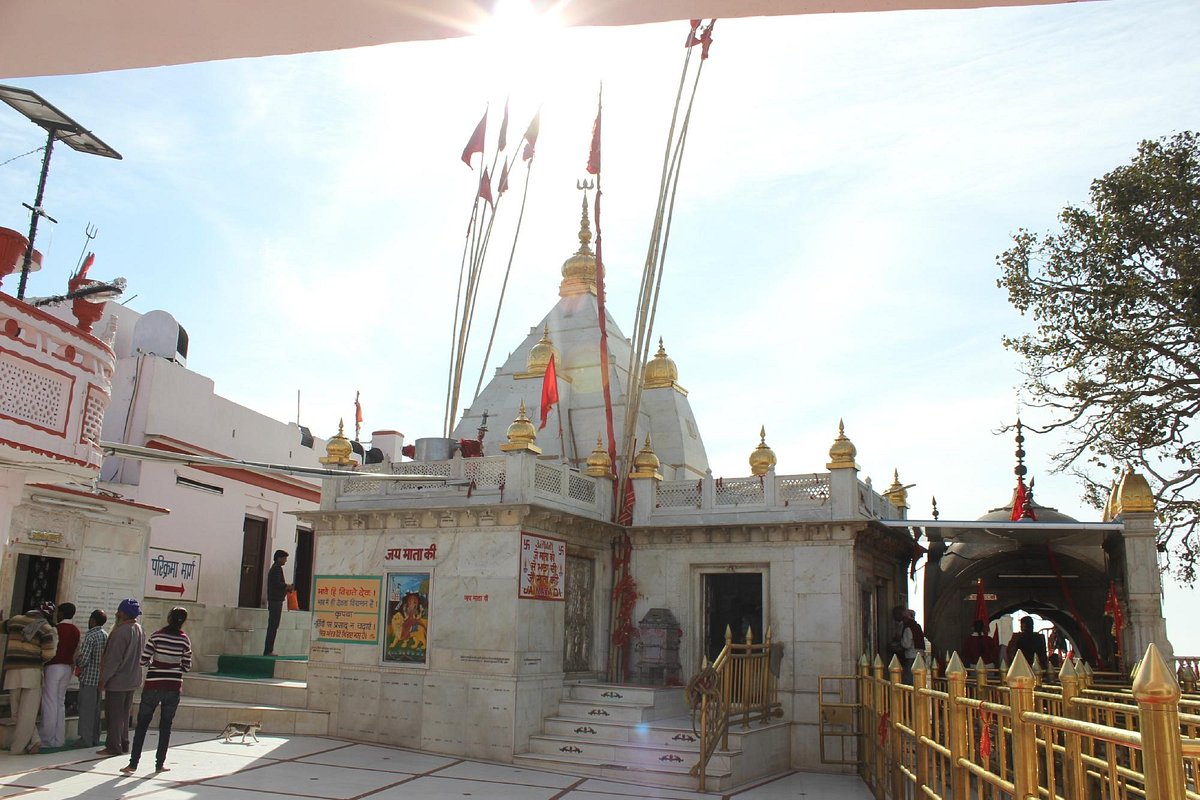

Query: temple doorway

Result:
[10,553,62,615]
[702,571,764,663]
[563,555,595,673]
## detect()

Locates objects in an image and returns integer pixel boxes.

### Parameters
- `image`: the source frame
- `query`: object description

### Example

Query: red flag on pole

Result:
[1010,478,1028,522]
[498,98,509,151]
[699,20,716,59]
[522,111,539,162]
[586,103,601,175]
[354,391,363,440]
[479,167,494,207]
[498,159,510,196]
[75,252,95,279]
[461,109,487,168]
[539,354,559,431]
[686,19,701,47]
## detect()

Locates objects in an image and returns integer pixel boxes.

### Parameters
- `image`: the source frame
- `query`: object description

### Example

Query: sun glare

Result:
[472,0,571,98]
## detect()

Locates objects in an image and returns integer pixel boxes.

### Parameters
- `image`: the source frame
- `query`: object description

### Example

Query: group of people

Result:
[891,605,1054,682]
[3,597,193,774]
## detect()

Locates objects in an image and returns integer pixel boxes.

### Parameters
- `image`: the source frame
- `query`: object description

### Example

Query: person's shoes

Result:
[155,765,170,773]
[96,748,123,756]
[264,652,278,656]
[25,742,41,755]
[120,765,137,775]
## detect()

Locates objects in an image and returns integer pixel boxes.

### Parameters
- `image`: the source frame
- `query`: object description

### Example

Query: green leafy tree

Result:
[998,131,1200,580]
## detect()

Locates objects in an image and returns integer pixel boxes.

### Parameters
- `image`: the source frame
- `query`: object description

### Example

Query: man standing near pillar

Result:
[95,599,146,758]
[75,609,109,748]
[263,550,292,656]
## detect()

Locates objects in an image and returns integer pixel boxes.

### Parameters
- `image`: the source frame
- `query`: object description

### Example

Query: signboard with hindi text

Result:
[145,547,201,602]
[519,532,566,601]
[314,575,381,644]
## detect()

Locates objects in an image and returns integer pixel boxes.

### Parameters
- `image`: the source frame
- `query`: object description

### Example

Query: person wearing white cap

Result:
[2,602,57,754]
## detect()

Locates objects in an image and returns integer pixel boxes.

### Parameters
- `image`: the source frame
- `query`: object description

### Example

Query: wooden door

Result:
[238,517,267,608]
[294,528,314,611]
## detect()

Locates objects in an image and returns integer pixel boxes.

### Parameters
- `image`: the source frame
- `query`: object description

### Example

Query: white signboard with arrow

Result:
[145,546,201,603]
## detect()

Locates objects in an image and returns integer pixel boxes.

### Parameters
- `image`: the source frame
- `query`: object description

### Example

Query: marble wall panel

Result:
[336,670,382,740]
[792,544,847,594]
[434,574,517,654]
[376,671,425,749]
[306,665,341,712]
[793,593,846,643]
[420,674,470,754]
[792,640,845,694]
[463,679,517,761]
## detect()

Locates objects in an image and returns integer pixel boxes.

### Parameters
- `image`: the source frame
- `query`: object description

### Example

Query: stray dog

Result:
[220,721,262,744]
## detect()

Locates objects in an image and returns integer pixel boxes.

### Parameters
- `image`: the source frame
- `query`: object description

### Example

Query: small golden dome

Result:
[320,419,355,466]
[586,435,612,477]
[500,400,542,454]
[644,338,680,390]
[559,195,598,297]
[1116,466,1154,514]
[631,434,661,478]
[526,324,559,374]
[1102,479,1118,522]
[827,419,858,470]
[749,426,777,476]
[883,469,909,510]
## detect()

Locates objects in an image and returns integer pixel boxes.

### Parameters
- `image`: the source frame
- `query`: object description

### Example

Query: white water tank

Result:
[131,309,189,365]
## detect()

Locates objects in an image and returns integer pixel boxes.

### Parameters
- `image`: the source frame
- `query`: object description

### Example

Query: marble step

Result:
[513,750,734,791]
[182,674,308,707]
[555,698,674,724]
[132,696,329,737]
[563,683,688,719]
[526,731,735,772]
[542,714,728,748]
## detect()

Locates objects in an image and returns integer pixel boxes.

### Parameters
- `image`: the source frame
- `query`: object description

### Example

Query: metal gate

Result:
[818,673,862,765]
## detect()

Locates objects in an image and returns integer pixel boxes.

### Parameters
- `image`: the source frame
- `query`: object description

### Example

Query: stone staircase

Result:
[1,657,327,750]
[151,656,329,737]
[513,681,790,792]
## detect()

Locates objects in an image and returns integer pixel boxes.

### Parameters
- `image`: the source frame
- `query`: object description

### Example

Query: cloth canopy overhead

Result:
[2,0,1084,79]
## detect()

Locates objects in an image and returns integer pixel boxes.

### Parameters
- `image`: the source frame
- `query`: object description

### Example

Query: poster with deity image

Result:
[383,572,430,665]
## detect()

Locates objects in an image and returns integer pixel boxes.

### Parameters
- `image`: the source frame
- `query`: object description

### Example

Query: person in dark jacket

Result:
[1007,616,1049,670]
[263,550,293,656]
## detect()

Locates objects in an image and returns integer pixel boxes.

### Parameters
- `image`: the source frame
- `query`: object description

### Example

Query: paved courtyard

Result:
[0,731,873,800]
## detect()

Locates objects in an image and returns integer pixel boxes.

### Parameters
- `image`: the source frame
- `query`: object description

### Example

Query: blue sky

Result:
[2,0,1198,652]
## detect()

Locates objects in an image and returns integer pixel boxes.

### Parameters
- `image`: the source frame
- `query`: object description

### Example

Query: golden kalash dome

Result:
[525,324,558,374]
[749,426,777,476]
[320,420,355,466]
[644,338,685,393]
[826,419,858,470]
[500,400,542,453]
[883,469,910,510]
[586,435,612,477]
[630,434,662,479]
[1114,466,1155,515]
[559,195,598,297]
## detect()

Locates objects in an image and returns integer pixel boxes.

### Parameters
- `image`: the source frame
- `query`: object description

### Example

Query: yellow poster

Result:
[313,575,381,644]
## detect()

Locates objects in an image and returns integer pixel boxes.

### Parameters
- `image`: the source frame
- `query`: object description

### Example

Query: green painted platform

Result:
[213,654,306,679]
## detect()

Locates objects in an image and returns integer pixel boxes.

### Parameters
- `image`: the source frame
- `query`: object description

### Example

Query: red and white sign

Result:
[145,546,201,602]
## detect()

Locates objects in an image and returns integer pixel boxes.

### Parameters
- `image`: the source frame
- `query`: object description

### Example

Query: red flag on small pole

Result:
[498,159,510,196]
[522,111,540,162]
[586,105,601,175]
[1010,478,1028,522]
[539,354,559,431]
[461,109,487,168]
[1104,581,1124,659]
[498,97,509,151]
[974,578,989,625]
[479,167,494,207]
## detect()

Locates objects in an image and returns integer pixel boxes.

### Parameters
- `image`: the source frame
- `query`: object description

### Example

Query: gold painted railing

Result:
[686,626,783,791]
[849,643,1195,800]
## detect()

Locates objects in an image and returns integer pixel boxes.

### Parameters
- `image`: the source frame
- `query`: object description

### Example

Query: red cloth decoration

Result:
[979,710,993,760]
[974,578,989,625]
[457,439,482,458]
[878,711,889,746]
[461,109,486,168]
[539,354,558,431]
[354,391,363,425]
[1104,580,1124,658]
[699,20,716,60]
[401,444,415,459]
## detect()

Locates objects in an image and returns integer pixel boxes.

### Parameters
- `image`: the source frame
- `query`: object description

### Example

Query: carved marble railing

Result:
[642,471,903,525]
[331,453,609,518]
[0,291,116,481]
